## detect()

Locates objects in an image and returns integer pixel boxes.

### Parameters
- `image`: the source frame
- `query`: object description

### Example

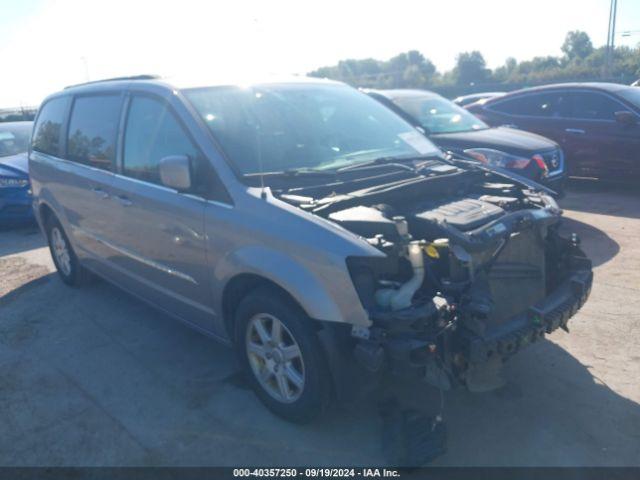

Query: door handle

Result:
[91,186,109,199]
[115,195,133,207]
[565,128,586,135]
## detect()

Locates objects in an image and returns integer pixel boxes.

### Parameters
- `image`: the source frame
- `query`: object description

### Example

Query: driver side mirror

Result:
[615,111,637,126]
[159,155,192,191]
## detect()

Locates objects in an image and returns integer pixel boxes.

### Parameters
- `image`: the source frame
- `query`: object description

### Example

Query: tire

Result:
[234,286,332,423]
[45,215,90,286]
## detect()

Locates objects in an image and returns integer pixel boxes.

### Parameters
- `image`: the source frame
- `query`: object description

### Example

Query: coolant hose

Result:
[375,241,425,311]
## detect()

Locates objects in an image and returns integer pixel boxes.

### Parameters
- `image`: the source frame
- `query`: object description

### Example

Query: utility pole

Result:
[80,56,90,82]
[605,0,618,79]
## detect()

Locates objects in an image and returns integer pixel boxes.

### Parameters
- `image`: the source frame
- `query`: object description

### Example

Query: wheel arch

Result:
[38,201,56,227]
[34,192,68,235]
[221,272,372,408]
[221,273,316,341]
[213,245,359,339]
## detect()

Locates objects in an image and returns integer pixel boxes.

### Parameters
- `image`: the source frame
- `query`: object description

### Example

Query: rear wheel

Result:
[45,216,89,286]
[234,286,331,423]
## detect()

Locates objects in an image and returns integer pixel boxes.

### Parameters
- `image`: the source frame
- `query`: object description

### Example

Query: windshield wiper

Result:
[241,155,443,180]
[243,168,336,179]
[336,155,438,173]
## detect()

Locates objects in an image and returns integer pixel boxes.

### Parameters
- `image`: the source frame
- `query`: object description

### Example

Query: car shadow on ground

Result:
[2,272,639,467]
[0,223,44,257]
[558,216,619,268]
[562,180,640,220]
[381,337,640,466]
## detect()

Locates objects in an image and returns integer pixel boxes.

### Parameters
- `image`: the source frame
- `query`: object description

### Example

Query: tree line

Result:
[308,31,640,97]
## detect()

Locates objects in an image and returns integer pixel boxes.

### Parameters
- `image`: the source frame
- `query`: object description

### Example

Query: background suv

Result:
[466,82,640,182]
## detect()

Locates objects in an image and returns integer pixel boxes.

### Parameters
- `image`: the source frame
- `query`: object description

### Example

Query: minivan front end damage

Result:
[355,233,592,391]
[287,166,593,392]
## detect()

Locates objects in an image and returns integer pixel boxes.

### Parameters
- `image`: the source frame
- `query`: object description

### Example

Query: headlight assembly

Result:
[464,148,532,170]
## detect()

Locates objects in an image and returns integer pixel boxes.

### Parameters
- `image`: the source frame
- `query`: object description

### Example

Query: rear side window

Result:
[490,92,571,118]
[123,96,200,185]
[32,97,69,156]
[66,95,121,171]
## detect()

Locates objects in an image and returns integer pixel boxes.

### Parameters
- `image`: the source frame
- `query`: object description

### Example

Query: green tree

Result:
[453,51,489,85]
[384,50,436,87]
[562,31,594,61]
[309,50,437,88]
[493,57,518,82]
[308,30,640,94]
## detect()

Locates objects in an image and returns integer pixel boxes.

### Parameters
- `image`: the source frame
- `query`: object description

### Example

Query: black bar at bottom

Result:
[0,467,638,480]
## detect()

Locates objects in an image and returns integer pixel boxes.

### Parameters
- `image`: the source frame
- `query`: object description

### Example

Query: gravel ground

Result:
[0,181,638,467]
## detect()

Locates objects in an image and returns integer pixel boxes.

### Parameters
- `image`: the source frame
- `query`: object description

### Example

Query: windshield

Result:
[0,122,32,157]
[392,94,488,134]
[617,87,640,110]
[184,83,441,175]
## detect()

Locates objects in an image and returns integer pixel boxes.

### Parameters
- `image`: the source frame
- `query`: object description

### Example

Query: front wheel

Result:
[234,286,331,423]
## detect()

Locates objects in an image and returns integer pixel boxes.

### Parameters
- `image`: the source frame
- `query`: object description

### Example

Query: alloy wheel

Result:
[51,227,72,276]
[245,313,305,403]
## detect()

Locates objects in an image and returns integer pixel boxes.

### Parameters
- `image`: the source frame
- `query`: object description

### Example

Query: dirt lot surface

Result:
[0,182,638,466]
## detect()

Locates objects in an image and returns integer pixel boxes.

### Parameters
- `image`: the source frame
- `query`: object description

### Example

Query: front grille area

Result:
[538,149,564,175]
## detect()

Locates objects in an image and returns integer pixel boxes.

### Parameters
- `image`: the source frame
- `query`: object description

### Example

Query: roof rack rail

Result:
[64,74,161,90]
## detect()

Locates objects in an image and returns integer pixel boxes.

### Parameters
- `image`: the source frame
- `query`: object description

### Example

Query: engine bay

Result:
[280,165,562,316]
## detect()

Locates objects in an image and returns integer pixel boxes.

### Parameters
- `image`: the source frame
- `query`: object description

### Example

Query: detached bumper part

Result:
[380,399,447,466]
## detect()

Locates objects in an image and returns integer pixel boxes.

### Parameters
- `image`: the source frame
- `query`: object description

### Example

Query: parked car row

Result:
[466,83,640,181]
[29,76,593,423]
[366,89,566,193]
[5,79,638,229]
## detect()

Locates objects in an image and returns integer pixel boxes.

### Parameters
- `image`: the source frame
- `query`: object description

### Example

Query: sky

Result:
[1,0,639,106]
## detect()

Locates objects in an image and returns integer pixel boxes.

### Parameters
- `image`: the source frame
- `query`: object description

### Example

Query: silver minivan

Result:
[30,75,592,422]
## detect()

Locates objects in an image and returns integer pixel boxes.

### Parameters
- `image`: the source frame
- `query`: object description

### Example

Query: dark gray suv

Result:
[29,75,592,422]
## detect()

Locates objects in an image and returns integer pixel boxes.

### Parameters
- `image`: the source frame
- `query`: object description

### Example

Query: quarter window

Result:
[32,96,69,156]
[123,96,200,186]
[66,95,121,171]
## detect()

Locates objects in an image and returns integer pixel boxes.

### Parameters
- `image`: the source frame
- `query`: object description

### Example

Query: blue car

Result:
[0,121,34,225]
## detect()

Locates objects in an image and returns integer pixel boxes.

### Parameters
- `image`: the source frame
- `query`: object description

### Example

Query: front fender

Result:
[213,244,371,327]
